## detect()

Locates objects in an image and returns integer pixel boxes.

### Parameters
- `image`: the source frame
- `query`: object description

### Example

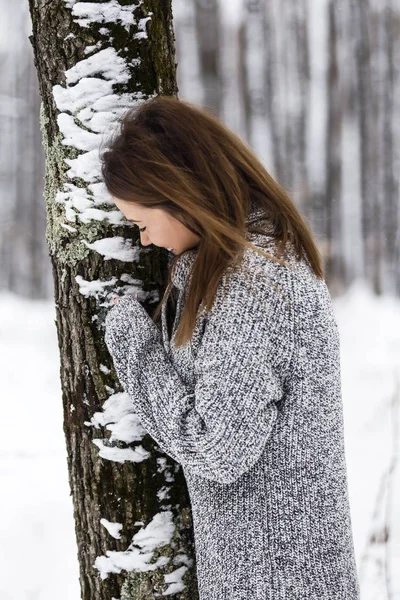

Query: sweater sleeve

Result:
[104,269,295,484]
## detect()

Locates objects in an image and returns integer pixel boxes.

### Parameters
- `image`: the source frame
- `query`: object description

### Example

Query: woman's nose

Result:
[140,232,152,246]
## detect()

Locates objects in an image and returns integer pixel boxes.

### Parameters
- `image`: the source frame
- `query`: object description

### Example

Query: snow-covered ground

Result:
[1,280,399,599]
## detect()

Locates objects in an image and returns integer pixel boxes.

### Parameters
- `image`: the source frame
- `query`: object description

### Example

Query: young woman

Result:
[101,95,360,599]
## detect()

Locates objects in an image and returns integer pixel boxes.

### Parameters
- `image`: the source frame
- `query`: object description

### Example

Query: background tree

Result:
[0,0,49,298]
[193,0,222,116]
[27,1,197,599]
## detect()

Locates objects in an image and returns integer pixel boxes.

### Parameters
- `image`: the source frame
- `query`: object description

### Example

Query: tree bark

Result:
[27,1,198,598]
[381,3,398,294]
[325,0,344,294]
[351,0,381,291]
[193,0,222,117]
[242,0,271,167]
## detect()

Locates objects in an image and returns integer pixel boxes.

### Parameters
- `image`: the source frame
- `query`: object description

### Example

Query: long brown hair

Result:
[100,95,323,347]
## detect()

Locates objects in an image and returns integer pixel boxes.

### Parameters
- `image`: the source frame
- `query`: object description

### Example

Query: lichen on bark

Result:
[40,101,106,264]
[120,506,196,600]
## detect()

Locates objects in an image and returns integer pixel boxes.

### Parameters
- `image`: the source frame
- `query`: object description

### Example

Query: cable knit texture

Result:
[104,203,360,599]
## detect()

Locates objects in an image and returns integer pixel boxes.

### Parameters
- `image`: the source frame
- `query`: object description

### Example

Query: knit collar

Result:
[169,201,275,291]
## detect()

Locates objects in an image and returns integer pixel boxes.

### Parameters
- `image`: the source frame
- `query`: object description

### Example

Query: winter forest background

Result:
[0,0,400,599]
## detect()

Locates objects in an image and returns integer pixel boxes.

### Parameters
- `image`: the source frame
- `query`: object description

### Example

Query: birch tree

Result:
[325,0,344,292]
[350,0,381,291]
[172,0,204,107]
[0,0,49,298]
[242,0,271,168]
[27,1,197,599]
[193,0,222,116]
[381,3,398,293]
[254,0,311,213]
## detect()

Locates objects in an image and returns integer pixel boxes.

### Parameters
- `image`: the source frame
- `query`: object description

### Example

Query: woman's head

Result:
[110,197,201,256]
[100,95,323,347]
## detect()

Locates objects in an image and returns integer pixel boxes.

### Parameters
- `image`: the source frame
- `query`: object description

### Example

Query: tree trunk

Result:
[242,0,271,168]
[0,0,50,298]
[171,0,204,106]
[325,0,344,294]
[27,1,198,598]
[351,0,380,290]
[381,3,398,294]
[193,0,222,117]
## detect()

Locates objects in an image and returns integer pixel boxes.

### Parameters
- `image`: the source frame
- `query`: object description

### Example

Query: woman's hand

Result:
[105,293,162,381]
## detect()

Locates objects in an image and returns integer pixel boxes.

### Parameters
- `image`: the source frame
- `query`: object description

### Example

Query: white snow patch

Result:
[75,274,118,297]
[68,1,139,32]
[131,511,175,553]
[65,48,131,86]
[90,391,149,445]
[92,439,151,464]
[100,518,123,539]
[94,510,175,579]
[82,236,141,262]
[162,565,189,595]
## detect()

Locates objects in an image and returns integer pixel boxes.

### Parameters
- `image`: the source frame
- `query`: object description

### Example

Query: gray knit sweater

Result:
[105,204,360,599]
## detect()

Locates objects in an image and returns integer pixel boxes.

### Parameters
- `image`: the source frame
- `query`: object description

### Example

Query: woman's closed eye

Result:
[125,218,146,232]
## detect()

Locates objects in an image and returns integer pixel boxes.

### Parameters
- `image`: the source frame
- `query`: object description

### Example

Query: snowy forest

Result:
[0,0,400,599]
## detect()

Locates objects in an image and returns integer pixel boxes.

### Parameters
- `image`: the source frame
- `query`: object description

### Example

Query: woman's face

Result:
[112,197,201,255]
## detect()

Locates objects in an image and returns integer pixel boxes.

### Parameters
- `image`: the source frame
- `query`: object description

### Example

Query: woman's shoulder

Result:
[205,246,296,332]
[202,239,299,376]
[214,233,334,333]
[221,238,301,306]
[244,230,325,287]
[238,236,338,331]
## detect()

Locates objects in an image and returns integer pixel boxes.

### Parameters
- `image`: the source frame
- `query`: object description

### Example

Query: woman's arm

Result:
[104,269,296,484]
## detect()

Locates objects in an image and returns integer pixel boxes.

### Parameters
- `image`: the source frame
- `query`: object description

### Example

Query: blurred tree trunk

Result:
[27,1,198,599]
[194,0,222,117]
[351,0,381,291]
[0,0,50,299]
[242,0,271,168]
[381,3,398,294]
[325,0,344,293]
[262,0,285,178]
[13,44,49,299]
[172,0,204,105]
